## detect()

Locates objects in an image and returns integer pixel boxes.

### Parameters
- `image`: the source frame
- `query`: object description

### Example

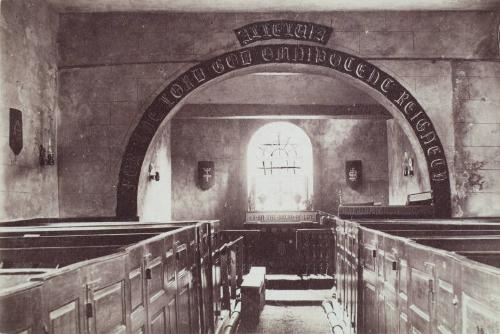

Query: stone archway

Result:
[116,43,452,218]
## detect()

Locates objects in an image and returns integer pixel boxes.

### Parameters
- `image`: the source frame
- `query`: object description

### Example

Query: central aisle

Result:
[237,305,330,334]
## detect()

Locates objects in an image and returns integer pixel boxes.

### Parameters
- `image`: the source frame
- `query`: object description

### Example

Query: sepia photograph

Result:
[1,0,500,333]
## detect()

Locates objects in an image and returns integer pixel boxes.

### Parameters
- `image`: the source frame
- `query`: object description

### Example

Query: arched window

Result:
[247,122,313,211]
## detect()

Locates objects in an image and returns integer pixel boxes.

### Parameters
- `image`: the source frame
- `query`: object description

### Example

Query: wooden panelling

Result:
[133,327,145,334]
[167,298,177,334]
[462,293,500,334]
[129,268,143,311]
[177,285,192,333]
[0,285,42,334]
[147,257,164,301]
[49,300,79,334]
[409,267,432,334]
[362,282,377,334]
[165,248,176,284]
[150,310,166,334]
[92,281,126,334]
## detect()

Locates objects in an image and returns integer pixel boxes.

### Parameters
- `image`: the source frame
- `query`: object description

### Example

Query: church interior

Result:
[1,1,500,333]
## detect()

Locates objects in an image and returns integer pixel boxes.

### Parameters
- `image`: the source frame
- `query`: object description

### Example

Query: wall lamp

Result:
[39,139,55,166]
[403,152,414,177]
[148,163,160,181]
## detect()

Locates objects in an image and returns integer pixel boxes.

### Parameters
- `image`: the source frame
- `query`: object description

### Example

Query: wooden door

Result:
[432,253,457,334]
[84,253,128,334]
[359,229,378,334]
[198,223,214,333]
[42,268,83,334]
[142,234,176,334]
[382,236,401,333]
[125,245,147,334]
[407,246,434,334]
[174,228,197,334]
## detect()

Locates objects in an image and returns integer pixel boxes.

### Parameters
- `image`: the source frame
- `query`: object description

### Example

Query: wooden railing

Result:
[296,228,335,275]
[220,228,335,276]
[214,236,244,311]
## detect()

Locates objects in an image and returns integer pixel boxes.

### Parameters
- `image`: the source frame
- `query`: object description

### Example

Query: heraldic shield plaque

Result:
[198,161,215,190]
[9,108,23,155]
[346,160,362,189]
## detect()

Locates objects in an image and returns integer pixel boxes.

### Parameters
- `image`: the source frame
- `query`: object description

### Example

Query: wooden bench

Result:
[0,225,181,268]
[241,266,266,320]
[410,235,500,267]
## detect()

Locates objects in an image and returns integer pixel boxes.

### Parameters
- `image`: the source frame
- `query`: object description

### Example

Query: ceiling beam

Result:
[174,104,392,120]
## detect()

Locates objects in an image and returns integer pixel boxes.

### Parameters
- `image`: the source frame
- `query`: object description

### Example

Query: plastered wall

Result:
[387,119,429,205]
[170,117,388,228]
[453,61,500,217]
[54,11,500,218]
[137,121,172,221]
[0,0,59,220]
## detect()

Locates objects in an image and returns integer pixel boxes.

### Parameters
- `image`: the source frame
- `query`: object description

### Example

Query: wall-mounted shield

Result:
[346,160,362,189]
[9,109,23,155]
[198,161,215,190]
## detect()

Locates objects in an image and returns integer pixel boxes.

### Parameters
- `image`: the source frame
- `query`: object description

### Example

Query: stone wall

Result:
[56,11,500,218]
[171,117,388,228]
[57,63,183,217]
[58,11,498,67]
[453,61,500,217]
[0,0,59,220]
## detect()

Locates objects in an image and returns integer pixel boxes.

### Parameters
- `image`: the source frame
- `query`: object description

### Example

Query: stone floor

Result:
[237,305,330,334]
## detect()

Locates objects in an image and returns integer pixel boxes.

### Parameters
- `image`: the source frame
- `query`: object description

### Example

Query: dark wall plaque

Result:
[9,108,23,155]
[198,161,215,190]
[234,20,333,46]
[346,160,362,189]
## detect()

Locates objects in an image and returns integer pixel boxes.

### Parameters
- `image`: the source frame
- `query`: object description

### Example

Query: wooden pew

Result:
[0,224,181,268]
[333,217,500,334]
[0,219,242,334]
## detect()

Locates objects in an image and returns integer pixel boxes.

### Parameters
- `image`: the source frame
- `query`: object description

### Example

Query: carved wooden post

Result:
[230,247,237,299]
[237,239,244,286]
[220,245,230,310]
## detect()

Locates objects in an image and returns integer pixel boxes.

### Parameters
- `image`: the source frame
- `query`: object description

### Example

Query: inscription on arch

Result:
[117,43,451,218]
[234,20,333,46]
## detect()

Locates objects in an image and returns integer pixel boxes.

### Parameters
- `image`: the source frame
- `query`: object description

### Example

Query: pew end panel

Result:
[0,282,44,334]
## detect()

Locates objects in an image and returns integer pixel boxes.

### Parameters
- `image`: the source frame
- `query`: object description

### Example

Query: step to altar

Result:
[265,274,334,290]
[265,289,332,306]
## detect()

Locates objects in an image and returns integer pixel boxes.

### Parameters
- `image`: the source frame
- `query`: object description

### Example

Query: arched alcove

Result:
[118,44,451,218]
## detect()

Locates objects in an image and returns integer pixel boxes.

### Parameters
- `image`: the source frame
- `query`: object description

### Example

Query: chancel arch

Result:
[117,44,452,218]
